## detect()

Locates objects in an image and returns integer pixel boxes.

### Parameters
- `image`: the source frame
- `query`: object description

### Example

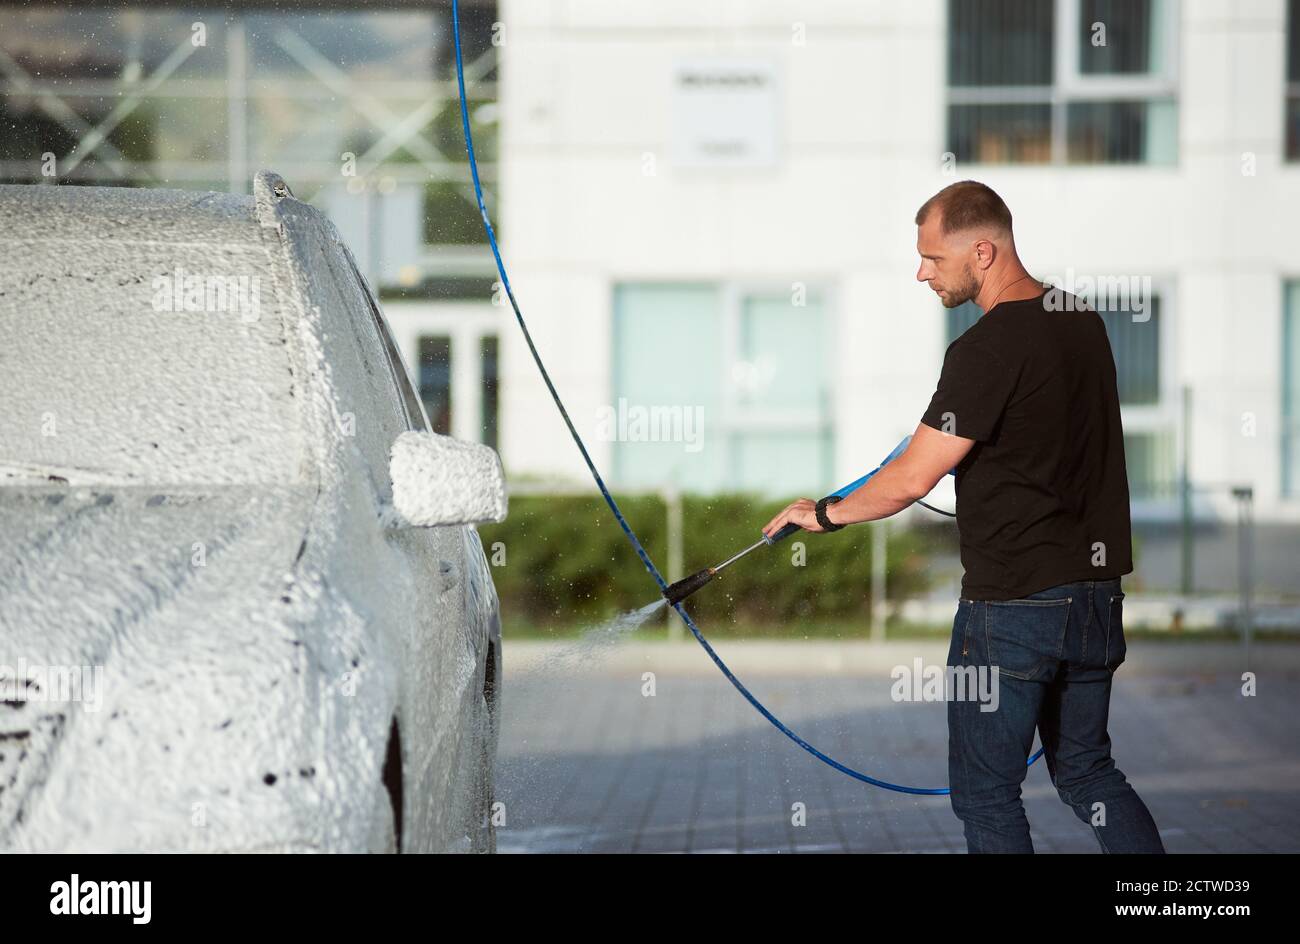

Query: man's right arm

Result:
[825,423,974,526]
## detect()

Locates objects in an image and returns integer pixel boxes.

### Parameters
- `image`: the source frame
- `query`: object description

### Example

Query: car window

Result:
[339,246,430,434]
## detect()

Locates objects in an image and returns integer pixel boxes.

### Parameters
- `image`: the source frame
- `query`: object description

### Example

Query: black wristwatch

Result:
[815,495,846,532]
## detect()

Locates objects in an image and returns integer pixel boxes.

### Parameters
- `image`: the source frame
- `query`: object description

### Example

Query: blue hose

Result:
[449,0,1042,795]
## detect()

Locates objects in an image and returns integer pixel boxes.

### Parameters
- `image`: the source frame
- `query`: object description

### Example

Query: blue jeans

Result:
[946,577,1165,853]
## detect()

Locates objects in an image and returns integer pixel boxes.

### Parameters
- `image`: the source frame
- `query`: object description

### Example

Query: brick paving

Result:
[496,640,1300,853]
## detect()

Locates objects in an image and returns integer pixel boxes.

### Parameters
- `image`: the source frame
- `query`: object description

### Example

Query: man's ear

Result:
[973,237,997,270]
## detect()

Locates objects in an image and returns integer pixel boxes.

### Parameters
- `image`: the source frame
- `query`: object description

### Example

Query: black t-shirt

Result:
[920,290,1133,600]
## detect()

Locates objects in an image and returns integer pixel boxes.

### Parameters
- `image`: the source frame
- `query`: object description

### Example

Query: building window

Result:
[945,300,983,344]
[1285,282,1300,496]
[1106,290,1174,500]
[947,0,1178,165]
[612,284,834,495]
[1288,0,1300,161]
[1098,298,1160,405]
[480,335,499,451]
[0,3,500,295]
[418,335,453,435]
[946,294,1161,407]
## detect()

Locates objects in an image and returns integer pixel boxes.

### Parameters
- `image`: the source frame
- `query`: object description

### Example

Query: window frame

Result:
[1117,278,1179,510]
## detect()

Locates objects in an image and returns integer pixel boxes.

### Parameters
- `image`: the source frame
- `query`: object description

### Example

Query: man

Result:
[762,180,1164,854]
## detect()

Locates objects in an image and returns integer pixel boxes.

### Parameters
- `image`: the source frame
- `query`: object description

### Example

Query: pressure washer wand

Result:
[661,435,917,607]
[660,536,767,606]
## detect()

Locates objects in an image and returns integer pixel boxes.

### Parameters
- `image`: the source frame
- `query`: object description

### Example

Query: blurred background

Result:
[2,0,1296,638]
[4,0,1298,854]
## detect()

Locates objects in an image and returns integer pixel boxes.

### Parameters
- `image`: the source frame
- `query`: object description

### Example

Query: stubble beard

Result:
[940,263,981,309]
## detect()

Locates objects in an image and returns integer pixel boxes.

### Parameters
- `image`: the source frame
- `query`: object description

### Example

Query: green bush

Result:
[477,492,935,633]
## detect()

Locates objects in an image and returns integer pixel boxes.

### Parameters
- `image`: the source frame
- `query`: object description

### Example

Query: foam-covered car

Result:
[0,172,506,853]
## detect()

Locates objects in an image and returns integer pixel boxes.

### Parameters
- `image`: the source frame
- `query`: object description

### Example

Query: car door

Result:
[325,239,487,848]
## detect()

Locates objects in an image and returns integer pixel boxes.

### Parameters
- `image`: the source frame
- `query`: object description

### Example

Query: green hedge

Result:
[477,492,937,632]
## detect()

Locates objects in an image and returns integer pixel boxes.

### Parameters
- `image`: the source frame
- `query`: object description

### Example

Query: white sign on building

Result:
[671,59,779,167]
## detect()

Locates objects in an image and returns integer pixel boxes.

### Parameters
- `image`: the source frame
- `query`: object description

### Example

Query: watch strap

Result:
[815,495,845,532]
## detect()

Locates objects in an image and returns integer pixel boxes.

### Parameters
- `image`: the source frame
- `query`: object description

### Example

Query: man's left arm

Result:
[761,422,975,537]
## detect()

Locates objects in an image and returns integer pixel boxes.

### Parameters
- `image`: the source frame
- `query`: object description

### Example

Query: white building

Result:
[385,0,1300,530]
[2,0,1293,591]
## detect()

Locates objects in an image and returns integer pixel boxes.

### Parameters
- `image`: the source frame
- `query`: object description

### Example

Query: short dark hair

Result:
[914,180,1013,236]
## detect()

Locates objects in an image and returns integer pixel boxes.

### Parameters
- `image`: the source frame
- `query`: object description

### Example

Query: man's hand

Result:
[762,498,827,538]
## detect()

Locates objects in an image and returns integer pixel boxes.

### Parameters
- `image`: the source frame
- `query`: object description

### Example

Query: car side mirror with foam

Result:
[383,430,507,528]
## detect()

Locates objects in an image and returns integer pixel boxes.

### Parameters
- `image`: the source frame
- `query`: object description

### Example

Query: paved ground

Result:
[496,639,1300,853]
